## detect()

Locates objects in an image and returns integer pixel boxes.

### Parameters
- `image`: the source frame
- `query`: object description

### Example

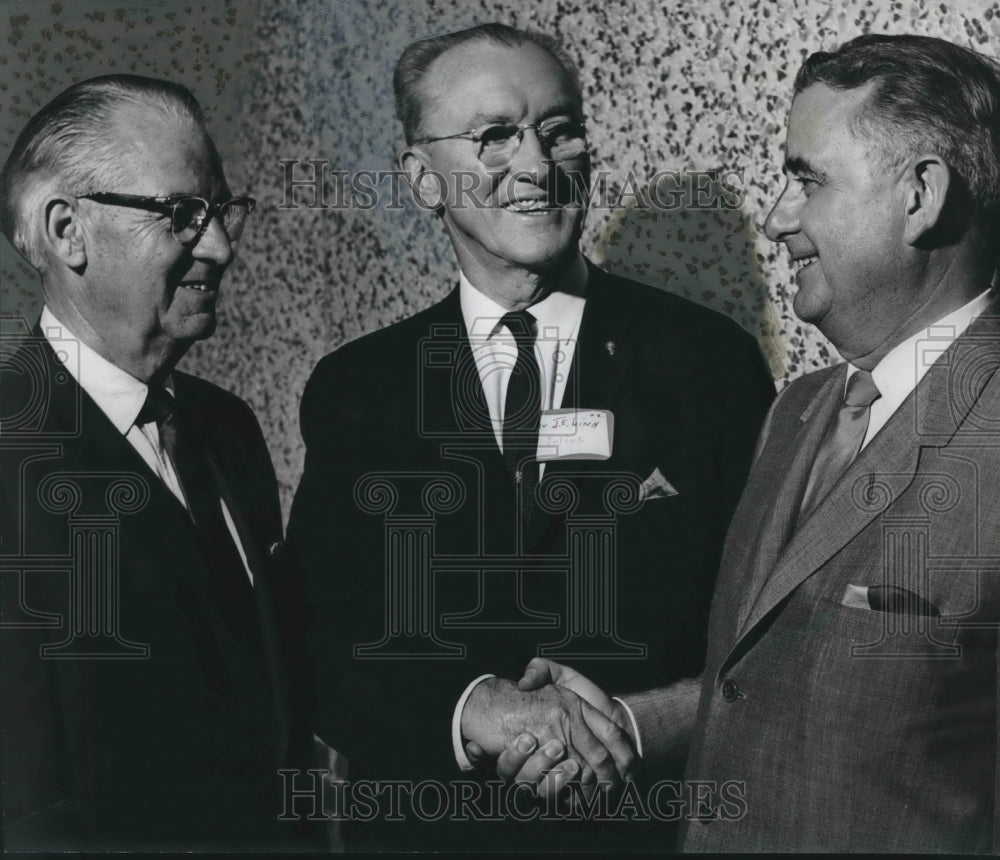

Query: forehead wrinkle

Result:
[466,98,582,126]
[109,109,221,197]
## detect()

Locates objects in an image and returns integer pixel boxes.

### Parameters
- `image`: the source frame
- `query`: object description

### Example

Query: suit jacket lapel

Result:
[31,332,196,534]
[174,377,291,760]
[545,263,635,478]
[425,287,495,437]
[422,287,509,504]
[435,267,635,469]
[210,452,291,761]
[735,308,1000,646]
[732,367,845,632]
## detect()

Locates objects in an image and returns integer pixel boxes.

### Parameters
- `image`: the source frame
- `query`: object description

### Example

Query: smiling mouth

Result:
[502,198,560,213]
[178,282,218,293]
[792,255,818,272]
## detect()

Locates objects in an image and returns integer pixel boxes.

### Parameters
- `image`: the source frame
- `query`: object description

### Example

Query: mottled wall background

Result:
[2,0,997,515]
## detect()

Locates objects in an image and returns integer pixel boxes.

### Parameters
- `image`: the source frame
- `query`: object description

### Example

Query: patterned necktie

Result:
[500,310,541,521]
[799,369,882,521]
[138,386,260,647]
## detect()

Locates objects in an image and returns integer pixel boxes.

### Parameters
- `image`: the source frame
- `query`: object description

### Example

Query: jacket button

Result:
[721,678,741,702]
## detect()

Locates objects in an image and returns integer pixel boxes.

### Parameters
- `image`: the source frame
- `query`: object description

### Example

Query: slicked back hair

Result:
[393,23,583,145]
[795,33,1000,225]
[0,74,207,270]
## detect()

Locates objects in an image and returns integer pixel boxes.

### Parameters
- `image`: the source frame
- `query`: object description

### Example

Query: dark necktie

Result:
[500,310,541,521]
[799,369,882,521]
[138,386,260,648]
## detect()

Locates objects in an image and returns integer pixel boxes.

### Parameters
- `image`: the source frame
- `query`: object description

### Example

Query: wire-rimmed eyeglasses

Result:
[412,116,588,169]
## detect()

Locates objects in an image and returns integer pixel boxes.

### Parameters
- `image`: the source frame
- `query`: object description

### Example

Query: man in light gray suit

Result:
[498,33,1000,852]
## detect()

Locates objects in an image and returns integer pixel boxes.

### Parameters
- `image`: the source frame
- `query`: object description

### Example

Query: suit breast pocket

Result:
[637,466,680,502]
[816,594,961,657]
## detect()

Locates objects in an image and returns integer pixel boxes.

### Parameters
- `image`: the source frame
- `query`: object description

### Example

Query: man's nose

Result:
[192,214,235,266]
[763,182,801,243]
[508,125,553,176]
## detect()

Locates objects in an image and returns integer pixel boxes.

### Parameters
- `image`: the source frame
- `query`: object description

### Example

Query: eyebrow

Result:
[784,155,826,182]
[538,102,583,121]
[465,112,514,126]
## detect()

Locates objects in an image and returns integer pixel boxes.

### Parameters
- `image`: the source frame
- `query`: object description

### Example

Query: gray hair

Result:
[0,74,206,270]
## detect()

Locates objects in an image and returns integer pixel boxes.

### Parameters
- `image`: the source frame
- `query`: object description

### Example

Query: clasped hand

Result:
[462,660,636,798]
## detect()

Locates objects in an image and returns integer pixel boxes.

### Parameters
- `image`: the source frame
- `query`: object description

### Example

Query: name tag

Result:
[536,409,614,462]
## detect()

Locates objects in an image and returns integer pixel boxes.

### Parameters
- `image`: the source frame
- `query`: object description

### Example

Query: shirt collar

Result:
[39,306,170,435]
[846,288,994,404]
[459,255,588,340]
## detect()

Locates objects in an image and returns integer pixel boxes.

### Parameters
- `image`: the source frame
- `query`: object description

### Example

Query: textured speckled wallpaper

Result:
[2,0,998,515]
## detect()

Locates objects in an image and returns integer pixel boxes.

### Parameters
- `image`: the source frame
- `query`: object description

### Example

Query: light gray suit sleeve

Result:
[620,677,702,773]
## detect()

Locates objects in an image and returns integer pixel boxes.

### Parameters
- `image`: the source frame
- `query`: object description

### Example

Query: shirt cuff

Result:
[452,674,496,771]
[612,696,644,759]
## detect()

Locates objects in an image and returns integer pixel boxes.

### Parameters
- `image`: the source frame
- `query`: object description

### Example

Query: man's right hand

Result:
[460,675,635,789]
[518,658,620,714]
[494,659,635,797]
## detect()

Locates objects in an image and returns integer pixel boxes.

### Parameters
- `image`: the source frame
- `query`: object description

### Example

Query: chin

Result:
[504,234,579,271]
[791,285,831,328]
[181,315,218,343]
[197,318,218,340]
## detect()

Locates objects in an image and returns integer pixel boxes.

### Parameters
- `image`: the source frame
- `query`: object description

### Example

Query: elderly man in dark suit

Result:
[287,22,774,850]
[506,33,1000,853]
[0,75,321,851]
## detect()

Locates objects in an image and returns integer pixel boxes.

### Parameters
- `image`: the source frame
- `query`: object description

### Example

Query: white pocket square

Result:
[841,583,939,616]
[639,467,679,501]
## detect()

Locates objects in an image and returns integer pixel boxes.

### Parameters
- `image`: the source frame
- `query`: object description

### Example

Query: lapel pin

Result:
[605,340,616,356]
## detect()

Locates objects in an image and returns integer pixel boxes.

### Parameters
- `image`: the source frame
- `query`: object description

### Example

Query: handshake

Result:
[461,658,637,799]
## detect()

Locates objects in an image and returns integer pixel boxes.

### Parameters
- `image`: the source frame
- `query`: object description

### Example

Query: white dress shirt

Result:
[460,261,587,457]
[852,288,993,449]
[39,307,254,583]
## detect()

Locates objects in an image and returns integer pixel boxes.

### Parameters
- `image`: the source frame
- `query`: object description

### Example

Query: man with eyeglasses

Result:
[288,23,774,851]
[0,75,322,851]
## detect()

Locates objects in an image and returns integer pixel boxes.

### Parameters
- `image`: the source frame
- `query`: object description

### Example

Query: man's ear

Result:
[399,147,443,211]
[44,196,87,269]
[902,154,950,245]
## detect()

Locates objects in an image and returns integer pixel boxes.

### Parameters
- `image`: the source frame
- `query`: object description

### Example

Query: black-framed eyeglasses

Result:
[77,192,256,246]
[412,116,588,168]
